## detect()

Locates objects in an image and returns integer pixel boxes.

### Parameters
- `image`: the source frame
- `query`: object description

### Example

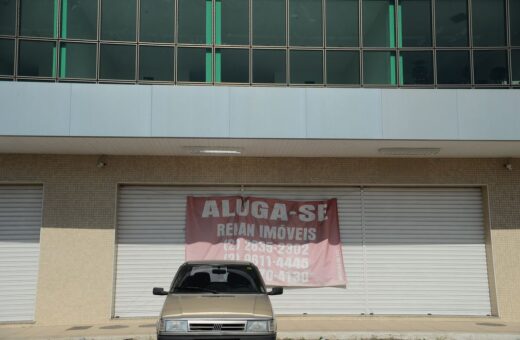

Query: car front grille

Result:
[189,322,246,332]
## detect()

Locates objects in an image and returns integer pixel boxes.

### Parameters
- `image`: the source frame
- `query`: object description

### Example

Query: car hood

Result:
[160,294,273,319]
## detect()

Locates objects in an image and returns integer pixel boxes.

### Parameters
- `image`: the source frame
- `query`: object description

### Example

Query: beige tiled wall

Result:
[0,155,519,325]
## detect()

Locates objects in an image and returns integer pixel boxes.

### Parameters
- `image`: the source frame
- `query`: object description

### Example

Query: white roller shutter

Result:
[0,185,43,322]
[363,187,491,315]
[115,185,491,317]
[115,186,242,318]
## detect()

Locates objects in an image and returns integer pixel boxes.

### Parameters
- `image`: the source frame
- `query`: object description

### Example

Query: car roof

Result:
[183,260,255,266]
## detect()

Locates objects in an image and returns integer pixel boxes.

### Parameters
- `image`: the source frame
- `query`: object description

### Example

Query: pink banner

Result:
[185,196,346,287]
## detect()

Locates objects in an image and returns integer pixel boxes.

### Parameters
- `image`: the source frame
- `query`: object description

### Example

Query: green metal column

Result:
[205,0,213,82]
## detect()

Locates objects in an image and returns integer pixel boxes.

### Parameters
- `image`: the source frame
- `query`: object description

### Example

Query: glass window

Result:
[400,51,433,84]
[290,0,323,46]
[139,46,174,81]
[220,0,249,45]
[363,0,395,47]
[0,0,16,36]
[474,50,508,85]
[179,0,212,44]
[511,0,520,46]
[512,50,520,85]
[436,50,470,84]
[140,0,174,42]
[101,0,136,41]
[326,50,359,84]
[218,48,249,83]
[253,0,286,46]
[435,0,468,47]
[400,0,431,47]
[177,47,211,82]
[290,50,323,84]
[20,0,57,37]
[326,0,358,47]
[61,0,97,40]
[59,42,96,79]
[0,39,15,76]
[363,51,396,84]
[472,0,505,47]
[99,44,135,80]
[18,40,56,77]
[253,49,286,83]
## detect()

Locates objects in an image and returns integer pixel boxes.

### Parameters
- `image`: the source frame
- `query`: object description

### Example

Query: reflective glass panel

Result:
[290,50,323,84]
[472,0,505,46]
[220,0,249,45]
[326,50,359,84]
[101,0,136,41]
[253,49,286,83]
[139,46,174,81]
[219,49,249,83]
[0,39,14,75]
[140,0,174,42]
[99,44,135,80]
[401,0,431,47]
[18,40,56,77]
[326,0,358,47]
[20,0,56,37]
[178,0,211,44]
[474,50,508,84]
[177,47,210,82]
[59,42,96,78]
[62,0,97,40]
[0,0,16,35]
[400,51,433,84]
[512,50,520,85]
[436,50,470,84]
[253,0,286,46]
[510,0,520,46]
[363,51,396,84]
[435,0,468,47]
[363,0,395,47]
[290,0,323,46]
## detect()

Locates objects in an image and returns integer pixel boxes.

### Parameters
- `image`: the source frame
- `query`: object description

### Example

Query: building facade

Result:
[0,0,520,327]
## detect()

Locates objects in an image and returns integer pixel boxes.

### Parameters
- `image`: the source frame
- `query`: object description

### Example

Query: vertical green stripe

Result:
[53,0,59,38]
[205,0,213,45]
[215,0,222,44]
[397,3,402,48]
[60,45,67,78]
[399,55,404,84]
[205,49,213,82]
[52,46,57,77]
[388,2,395,48]
[61,0,68,38]
[390,53,396,85]
[215,49,221,82]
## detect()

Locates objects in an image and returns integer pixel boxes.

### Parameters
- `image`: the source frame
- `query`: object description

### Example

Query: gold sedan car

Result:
[153,261,283,340]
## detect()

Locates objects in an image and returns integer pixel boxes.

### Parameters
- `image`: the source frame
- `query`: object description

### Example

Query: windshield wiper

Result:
[177,286,219,294]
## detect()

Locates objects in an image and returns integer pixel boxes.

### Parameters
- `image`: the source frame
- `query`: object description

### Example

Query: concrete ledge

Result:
[1,318,519,340]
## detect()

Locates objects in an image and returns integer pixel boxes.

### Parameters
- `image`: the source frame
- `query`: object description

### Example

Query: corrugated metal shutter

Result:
[0,185,43,322]
[363,187,491,315]
[115,186,242,318]
[115,186,490,317]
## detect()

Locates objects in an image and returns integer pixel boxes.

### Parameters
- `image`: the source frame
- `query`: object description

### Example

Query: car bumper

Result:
[158,334,276,340]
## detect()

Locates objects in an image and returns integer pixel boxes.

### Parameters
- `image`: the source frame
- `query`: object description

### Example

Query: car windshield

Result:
[171,264,266,294]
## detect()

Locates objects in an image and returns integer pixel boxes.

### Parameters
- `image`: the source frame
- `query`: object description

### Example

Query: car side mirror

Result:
[153,287,168,295]
[267,287,283,295]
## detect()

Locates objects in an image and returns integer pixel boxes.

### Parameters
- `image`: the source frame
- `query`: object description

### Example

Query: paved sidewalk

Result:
[1,316,520,340]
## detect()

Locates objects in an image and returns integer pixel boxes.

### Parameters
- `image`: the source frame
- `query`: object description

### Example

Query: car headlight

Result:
[162,319,188,332]
[246,320,273,332]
